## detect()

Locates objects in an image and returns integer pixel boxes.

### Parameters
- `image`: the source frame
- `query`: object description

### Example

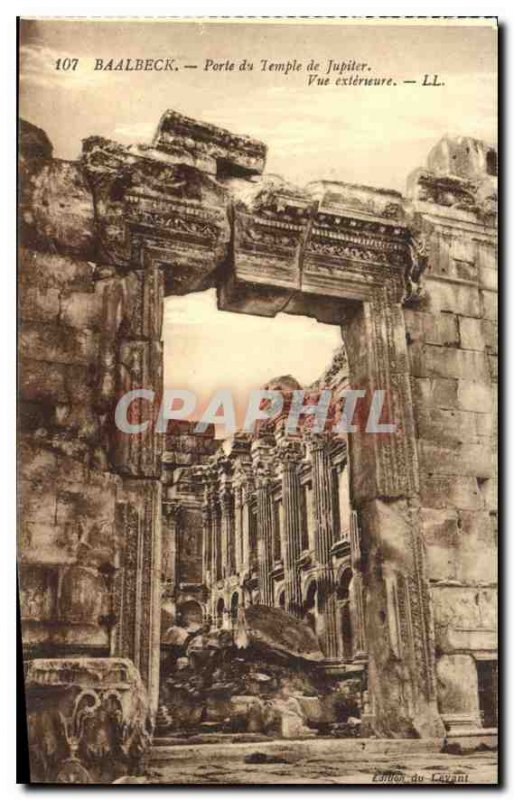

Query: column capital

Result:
[201,463,219,496]
[216,454,234,478]
[306,431,332,454]
[220,485,234,510]
[232,458,253,490]
[276,433,304,467]
[251,438,275,486]
[163,499,180,519]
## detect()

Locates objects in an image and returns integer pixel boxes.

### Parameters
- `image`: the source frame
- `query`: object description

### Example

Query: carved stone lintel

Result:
[225,177,412,310]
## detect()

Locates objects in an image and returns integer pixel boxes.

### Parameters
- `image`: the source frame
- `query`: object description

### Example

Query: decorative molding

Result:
[82,135,230,284]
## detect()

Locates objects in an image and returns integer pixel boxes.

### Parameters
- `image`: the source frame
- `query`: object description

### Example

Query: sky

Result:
[19,19,497,428]
[163,290,342,427]
[19,19,497,189]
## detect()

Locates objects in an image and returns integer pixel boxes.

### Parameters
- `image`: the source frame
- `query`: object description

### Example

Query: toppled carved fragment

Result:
[220,175,317,315]
[25,658,151,783]
[154,109,267,177]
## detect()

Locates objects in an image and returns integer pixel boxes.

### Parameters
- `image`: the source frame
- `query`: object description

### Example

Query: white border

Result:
[3,3,508,796]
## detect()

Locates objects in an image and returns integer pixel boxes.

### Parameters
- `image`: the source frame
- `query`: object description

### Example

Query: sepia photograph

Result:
[17,16,498,785]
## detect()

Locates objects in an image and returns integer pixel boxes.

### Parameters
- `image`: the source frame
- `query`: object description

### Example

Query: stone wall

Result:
[19,124,118,659]
[19,120,163,781]
[18,111,497,781]
[405,136,497,732]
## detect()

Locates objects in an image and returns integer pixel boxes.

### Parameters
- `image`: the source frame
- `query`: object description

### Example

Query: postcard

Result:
[18,17,498,785]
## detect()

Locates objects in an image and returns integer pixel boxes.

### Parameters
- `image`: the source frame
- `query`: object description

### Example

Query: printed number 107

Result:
[55,58,79,71]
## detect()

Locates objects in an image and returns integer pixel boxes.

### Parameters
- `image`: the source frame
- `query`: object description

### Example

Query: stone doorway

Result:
[158,190,441,738]
[20,110,497,780]
[96,113,441,738]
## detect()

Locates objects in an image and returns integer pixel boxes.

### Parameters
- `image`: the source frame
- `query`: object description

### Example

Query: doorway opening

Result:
[162,288,343,435]
[477,659,498,728]
[157,285,367,740]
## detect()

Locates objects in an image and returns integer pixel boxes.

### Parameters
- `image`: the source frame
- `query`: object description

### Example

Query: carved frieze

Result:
[303,205,411,301]
[114,479,161,715]
[82,135,230,289]
[111,339,162,478]
[231,177,317,293]
[226,176,415,308]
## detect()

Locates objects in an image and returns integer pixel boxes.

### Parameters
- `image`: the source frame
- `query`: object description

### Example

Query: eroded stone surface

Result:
[18,110,497,782]
[154,109,267,177]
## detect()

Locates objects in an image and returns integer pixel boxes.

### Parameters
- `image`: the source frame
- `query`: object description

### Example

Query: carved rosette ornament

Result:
[25,659,152,784]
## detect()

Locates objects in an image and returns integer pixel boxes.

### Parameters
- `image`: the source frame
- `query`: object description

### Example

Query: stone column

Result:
[234,481,243,575]
[252,439,274,606]
[349,509,367,659]
[309,434,338,658]
[211,499,222,587]
[240,482,250,574]
[208,470,222,616]
[218,458,235,580]
[221,486,235,579]
[278,436,303,616]
[162,500,179,592]
[201,484,213,591]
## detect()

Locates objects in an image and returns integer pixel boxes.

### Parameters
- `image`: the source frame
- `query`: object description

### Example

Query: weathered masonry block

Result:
[405,135,497,736]
[18,115,497,781]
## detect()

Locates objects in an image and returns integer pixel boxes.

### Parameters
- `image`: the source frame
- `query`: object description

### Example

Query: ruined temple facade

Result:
[18,109,497,781]
[161,357,369,672]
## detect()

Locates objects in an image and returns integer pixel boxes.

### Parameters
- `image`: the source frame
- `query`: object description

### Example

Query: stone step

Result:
[153,732,270,747]
[445,728,498,753]
[149,737,444,765]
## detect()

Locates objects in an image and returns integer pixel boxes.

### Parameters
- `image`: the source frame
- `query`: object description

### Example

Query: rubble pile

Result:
[157,607,363,739]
